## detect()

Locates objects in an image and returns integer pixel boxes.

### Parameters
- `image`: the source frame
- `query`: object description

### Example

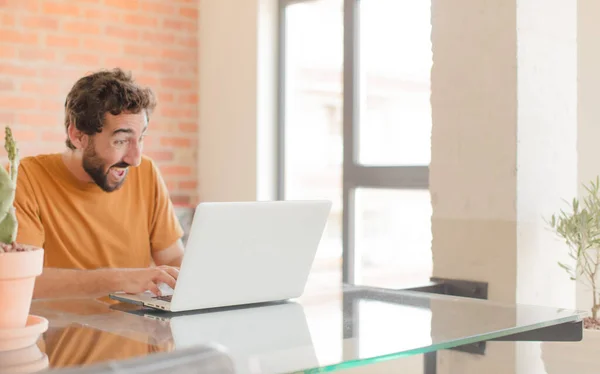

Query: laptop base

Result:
[109,292,172,311]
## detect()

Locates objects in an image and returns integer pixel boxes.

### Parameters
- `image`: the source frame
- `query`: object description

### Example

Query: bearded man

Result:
[15,68,184,299]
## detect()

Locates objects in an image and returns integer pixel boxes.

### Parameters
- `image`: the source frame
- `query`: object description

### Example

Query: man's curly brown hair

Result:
[64,68,157,150]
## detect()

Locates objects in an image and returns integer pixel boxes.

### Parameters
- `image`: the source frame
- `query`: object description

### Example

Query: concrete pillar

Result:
[430,0,520,305]
[197,0,277,203]
[430,0,577,372]
[430,0,577,309]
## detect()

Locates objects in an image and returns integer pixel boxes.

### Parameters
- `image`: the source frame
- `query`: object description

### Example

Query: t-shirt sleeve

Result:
[14,164,45,248]
[148,159,184,253]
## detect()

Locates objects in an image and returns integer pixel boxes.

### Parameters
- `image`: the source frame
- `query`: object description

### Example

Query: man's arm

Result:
[152,239,185,267]
[14,163,45,248]
[33,266,180,300]
[147,158,186,267]
[33,268,121,299]
[33,237,185,299]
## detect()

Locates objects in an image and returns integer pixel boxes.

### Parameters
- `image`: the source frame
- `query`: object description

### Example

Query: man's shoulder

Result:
[17,153,61,177]
[131,154,164,184]
[136,154,159,175]
[14,154,62,204]
[19,153,60,167]
[129,155,166,196]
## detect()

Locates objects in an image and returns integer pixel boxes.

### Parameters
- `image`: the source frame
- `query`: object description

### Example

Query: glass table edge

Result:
[290,313,585,374]
[342,284,590,313]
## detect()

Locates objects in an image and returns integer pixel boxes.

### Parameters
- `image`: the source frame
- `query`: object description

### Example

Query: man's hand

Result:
[117,266,180,296]
[33,266,181,300]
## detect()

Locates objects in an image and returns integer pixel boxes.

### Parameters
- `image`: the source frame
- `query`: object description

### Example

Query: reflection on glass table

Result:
[24,285,585,374]
[42,344,234,374]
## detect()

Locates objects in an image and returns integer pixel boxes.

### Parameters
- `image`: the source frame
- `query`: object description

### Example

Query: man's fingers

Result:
[161,266,180,280]
[147,281,162,296]
[153,269,177,290]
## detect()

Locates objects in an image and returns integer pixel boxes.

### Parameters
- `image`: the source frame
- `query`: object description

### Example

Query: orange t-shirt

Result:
[14,153,184,270]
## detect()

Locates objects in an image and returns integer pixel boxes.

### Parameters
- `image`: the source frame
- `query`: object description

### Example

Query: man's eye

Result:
[114,139,128,146]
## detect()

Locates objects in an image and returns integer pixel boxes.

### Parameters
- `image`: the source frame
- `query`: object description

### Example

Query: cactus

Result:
[0,126,18,246]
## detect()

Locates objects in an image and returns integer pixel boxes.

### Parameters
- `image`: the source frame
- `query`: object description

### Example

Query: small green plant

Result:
[549,177,600,321]
[0,126,18,246]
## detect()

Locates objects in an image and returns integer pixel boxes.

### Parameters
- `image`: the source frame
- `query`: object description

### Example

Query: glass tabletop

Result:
[15,285,585,374]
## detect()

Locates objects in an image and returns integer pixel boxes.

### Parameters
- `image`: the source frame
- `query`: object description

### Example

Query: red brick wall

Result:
[0,0,198,205]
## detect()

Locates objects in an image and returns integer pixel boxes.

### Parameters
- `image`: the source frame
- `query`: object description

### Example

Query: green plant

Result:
[0,126,18,246]
[549,177,600,321]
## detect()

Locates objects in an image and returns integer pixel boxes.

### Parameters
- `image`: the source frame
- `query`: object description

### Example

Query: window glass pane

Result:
[358,0,432,166]
[284,0,343,297]
[354,188,432,288]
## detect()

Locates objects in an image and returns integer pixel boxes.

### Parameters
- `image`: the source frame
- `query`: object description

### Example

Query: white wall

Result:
[576,0,600,315]
[516,2,578,373]
[197,0,277,203]
[516,0,578,309]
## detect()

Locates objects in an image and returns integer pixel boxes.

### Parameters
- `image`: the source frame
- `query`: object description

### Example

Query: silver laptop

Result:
[109,200,332,312]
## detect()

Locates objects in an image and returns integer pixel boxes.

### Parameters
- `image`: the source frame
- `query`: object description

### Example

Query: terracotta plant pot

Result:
[0,340,49,373]
[0,247,44,330]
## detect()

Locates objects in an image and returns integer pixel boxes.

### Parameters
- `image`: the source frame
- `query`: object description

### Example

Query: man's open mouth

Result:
[110,167,127,178]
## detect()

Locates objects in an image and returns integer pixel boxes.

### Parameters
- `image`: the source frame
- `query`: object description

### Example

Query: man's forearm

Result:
[33,268,122,299]
[165,255,183,268]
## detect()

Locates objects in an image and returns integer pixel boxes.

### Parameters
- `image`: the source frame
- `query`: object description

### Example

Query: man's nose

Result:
[123,141,143,167]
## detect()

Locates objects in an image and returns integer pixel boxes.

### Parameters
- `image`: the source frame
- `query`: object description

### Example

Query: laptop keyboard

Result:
[153,295,172,302]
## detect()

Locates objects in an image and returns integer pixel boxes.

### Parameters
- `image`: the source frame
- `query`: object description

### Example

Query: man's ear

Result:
[67,123,88,149]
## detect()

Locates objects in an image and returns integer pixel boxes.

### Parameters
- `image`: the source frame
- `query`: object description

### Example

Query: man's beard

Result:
[82,143,129,192]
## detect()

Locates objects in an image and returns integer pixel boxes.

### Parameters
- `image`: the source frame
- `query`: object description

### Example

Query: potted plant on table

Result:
[0,126,44,331]
[548,177,600,329]
[542,177,600,374]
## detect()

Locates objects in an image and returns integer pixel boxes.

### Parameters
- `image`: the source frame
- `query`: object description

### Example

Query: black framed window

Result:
[278,0,432,289]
